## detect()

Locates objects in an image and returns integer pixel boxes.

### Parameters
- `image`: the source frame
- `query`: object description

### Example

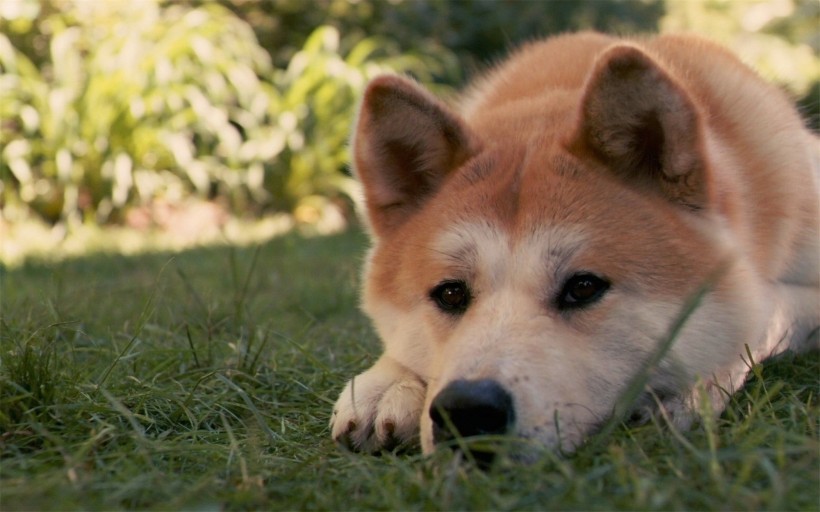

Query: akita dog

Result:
[330,32,819,460]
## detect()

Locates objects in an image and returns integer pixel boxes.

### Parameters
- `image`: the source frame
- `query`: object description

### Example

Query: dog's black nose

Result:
[430,379,514,464]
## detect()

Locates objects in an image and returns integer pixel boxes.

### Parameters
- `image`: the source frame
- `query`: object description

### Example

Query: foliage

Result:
[224,0,663,82]
[2,1,272,224]
[662,0,820,128]
[231,0,818,128]
[1,0,817,232]
[269,25,451,222]
[0,1,443,226]
[1,229,818,510]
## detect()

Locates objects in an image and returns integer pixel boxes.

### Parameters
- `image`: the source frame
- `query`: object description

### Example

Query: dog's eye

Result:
[430,280,471,314]
[557,273,610,310]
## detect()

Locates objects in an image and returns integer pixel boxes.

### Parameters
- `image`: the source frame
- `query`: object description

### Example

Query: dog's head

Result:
[351,45,765,457]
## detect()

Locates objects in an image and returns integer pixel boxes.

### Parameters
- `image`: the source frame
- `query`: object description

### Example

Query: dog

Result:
[330,31,820,461]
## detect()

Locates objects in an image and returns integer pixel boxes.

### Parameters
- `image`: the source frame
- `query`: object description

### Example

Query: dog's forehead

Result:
[427,153,601,272]
[447,147,612,226]
[430,220,587,280]
[400,144,717,294]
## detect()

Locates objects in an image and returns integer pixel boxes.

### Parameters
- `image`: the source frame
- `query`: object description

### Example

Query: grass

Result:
[1,227,817,510]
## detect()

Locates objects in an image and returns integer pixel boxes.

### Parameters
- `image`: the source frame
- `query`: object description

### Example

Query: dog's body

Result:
[331,32,820,458]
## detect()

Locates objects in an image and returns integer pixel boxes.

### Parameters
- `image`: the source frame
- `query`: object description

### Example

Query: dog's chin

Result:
[420,386,695,467]
[495,391,693,464]
[429,435,541,467]
[427,427,597,467]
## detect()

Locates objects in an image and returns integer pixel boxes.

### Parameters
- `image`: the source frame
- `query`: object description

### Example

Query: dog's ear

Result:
[570,45,709,210]
[352,75,479,235]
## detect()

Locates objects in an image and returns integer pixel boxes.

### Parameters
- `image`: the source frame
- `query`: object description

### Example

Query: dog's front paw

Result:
[331,357,426,453]
[640,379,733,431]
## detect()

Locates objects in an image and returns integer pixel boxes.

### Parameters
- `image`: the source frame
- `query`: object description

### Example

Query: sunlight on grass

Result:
[0,214,289,268]
[0,201,351,268]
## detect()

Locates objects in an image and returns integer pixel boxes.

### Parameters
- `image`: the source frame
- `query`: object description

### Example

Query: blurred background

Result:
[1,0,818,264]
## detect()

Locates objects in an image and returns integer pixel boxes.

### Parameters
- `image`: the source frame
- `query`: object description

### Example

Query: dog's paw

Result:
[637,380,732,431]
[330,358,426,453]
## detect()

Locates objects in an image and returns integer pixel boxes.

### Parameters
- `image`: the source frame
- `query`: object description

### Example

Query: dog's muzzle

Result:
[430,378,515,465]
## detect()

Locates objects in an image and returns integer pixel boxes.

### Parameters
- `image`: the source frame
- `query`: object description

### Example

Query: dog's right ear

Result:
[352,75,479,236]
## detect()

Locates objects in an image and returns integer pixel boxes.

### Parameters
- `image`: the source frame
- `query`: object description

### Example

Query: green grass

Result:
[1,228,817,510]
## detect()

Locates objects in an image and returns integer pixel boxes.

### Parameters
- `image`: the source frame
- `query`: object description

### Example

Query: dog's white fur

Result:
[330,32,820,457]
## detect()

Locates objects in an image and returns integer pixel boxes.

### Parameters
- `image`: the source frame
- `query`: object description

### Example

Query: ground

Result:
[0,228,817,510]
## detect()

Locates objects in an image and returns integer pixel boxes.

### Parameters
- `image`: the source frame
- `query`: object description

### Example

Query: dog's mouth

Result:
[428,378,684,468]
[624,386,680,426]
[544,387,684,460]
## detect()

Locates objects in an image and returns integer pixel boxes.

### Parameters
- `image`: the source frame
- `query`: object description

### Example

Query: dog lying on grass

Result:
[330,31,820,462]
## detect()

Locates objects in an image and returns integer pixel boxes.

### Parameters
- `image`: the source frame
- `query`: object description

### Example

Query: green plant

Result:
[271,25,450,221]
[1,1,279,224]
[662,0,820,98]
[0,1,452,227]
[0,2,281,221]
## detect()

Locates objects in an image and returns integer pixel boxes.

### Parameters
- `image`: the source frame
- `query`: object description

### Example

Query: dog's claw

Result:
[330,358,426,453]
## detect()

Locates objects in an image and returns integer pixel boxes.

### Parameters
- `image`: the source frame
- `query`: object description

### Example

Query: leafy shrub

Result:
[0,1,449,226]
[224,0,663,82]
[270,25,454,222]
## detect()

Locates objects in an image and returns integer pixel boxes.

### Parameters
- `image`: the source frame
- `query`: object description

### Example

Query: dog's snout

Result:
[430,378,515,445]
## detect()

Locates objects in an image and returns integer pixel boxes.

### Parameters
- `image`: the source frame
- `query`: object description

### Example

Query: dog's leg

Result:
[774,282,820,354]
[655,280,819,429]
[330,355,426,453]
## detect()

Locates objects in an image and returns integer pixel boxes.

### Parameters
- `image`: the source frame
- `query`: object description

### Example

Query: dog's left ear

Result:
[570,45,709,210]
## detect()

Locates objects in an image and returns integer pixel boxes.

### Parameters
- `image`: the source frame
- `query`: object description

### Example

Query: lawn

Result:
[1,228,817,510]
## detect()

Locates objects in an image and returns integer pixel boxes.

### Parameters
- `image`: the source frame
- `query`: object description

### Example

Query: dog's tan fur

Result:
[331,32,820,457]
